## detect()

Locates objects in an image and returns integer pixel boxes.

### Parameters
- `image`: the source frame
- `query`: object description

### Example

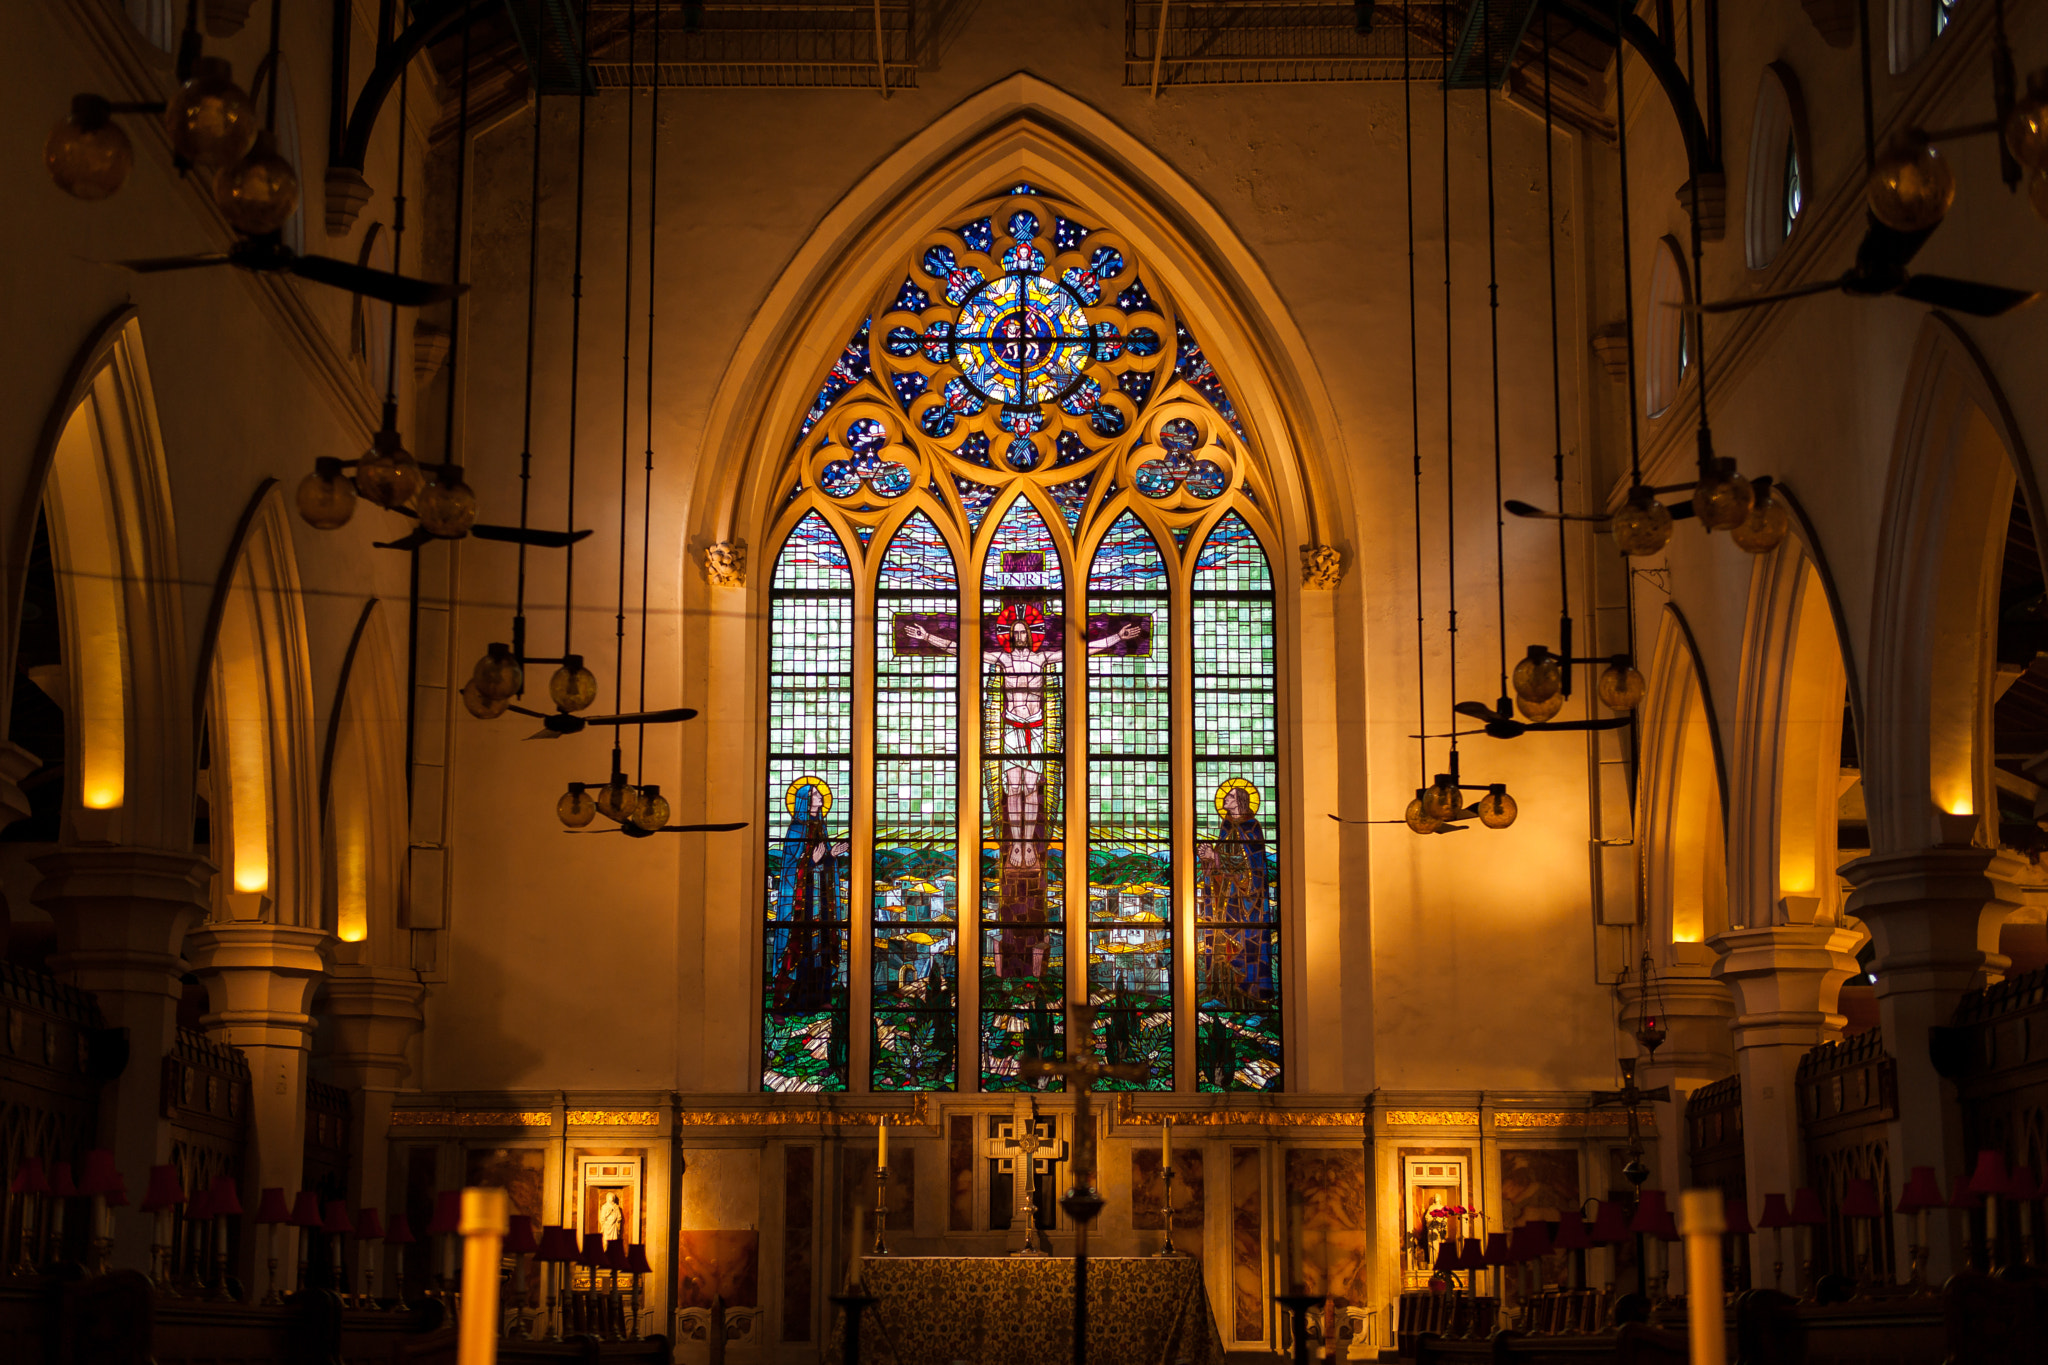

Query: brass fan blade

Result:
[1894,274,2039,317]
[1687,277,1847,314]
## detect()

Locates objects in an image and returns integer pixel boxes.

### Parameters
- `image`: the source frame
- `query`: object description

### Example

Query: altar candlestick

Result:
[1162,1119,1171,1170]
[849,1211,865,1288]
[1679,1191,1727,1365]
[457,1189,508,1365]
[877,1116,888,1172]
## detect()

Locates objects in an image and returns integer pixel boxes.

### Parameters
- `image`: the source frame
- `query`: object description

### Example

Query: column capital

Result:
[185,923,330,1052]
[1841,846,2024,998]
[32,845,215,998]
[1709,923,1866,1050]
[320,965,426,1090]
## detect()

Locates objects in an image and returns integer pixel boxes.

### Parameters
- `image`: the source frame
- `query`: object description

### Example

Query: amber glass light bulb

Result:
[557,782,597,829]
[1730,492,1791,554]
[1419,776,1461,823]
[355,424,421,509]
[471,643,523,701]
[1478,785,1518,830]
[164,58,258,168]
[1691,465,1754,533]
[460,679,509,720]
[415,465,478,538]
[1516,689,1566,723]
[630,784,671,833]
[46,98,133,200]
[596,777,641,823]
[1511,647,1563,705]
[295,458,356,530]
[213,132,299,236]
[2006,74,2048,175]
[1404,792,1441,835]
[1596,661,1647,712]
[1867,135,1955,233]
[1611,490,1675,558]
[549,655,598,713]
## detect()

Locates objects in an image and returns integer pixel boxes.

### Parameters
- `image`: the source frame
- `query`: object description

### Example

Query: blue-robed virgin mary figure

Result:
[771,780,840,1014]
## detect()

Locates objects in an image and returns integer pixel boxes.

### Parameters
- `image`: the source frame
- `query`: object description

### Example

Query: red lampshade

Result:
[1430,1238,1461,1278]
[1896,1167,1943,1214]
[104,1185,128,1209]
[425,1191,462,1237]
[141,1164,186,1213]
[1723,1194,1754,1237]
[1512,1220,1553,1262]
[1552,1209,1593,1251]
[1968,1150,2012,1198]
[9,1158,48,1196]
[1629,1190,1670,1235]
[623,1244,652,1275]
[187,1185,215,1221]
[537,1226,574,1263]
[1653,1210,1680,1242]
[322,1200,354,1236]
[209,1174,243,1218]
[356,1208,385,1240]
[1589,1200,1632,1244]
[1841,1177,1883,1219]
[1951,1172,1983,1209]
[76,1149,122,1197]
[1480,1232,1511,1267]
[288,1190,323,1229]
[579,1232,605,1267]
[50,1163,79,1199]
[605,1239,629,1272]
[255,1187,291,1225]
[2008,1166,2042,1202]
[384,1212,416,1246]
[506,1215,538,1255]
[1758,1193,1794,1229]
[1790,1188,1826,1226]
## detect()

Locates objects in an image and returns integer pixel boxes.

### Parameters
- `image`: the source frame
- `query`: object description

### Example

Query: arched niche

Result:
[196,483,320,926]
[320,599,407,962]
[1636,606,1729,966]
[8,309,188,848]
[1864,316,2038,855]
[1731,542,1856,929]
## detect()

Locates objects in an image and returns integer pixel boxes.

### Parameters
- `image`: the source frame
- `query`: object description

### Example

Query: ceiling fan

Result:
[1452,698,1632,740]
[569,821,749,839]
[373,523,593,553]
[1691,214,2035,318]
[1327,813,1467,833]
[105,231,465,308]
[508,704,698,740]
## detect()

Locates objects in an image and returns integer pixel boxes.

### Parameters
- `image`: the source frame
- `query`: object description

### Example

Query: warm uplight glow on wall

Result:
[1665,665,1726,946]
[335,809,369,943]
[1776,568,1847,904]
[216,571,273,902]
[46,404,129,813]
[1926,409,2009,830]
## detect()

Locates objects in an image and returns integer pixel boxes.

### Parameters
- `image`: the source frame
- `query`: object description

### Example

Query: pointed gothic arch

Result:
[321,599,408,958]
[1637,606,1730,962]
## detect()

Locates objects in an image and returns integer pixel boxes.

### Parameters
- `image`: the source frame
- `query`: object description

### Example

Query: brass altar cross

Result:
[980,1096,1066,1256]
[1019,1001,1148,1205]
[1590,1057,1669,1170]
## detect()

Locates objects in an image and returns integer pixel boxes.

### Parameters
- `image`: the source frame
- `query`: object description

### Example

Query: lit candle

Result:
[1678,1191,1727,1365]
[456,1189,508,1365]
[1162,1119,1172,1171]
[877,1116,888,1172]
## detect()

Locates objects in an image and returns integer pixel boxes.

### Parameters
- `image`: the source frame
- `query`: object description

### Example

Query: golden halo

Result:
[1214,777,1261,818]
[785,775,834,817]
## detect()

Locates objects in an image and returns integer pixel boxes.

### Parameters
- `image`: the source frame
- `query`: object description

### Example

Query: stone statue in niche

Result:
[600,1192,624,1245]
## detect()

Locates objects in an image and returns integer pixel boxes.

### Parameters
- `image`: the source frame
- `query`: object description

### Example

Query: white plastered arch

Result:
[1636,605,1730,967]
[320,599,408,963]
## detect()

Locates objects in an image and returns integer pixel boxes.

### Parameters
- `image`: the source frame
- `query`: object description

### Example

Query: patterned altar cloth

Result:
[824,1255,1225,1365]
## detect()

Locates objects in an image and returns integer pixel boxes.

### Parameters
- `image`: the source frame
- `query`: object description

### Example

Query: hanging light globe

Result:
[1729,491,1791,554]
[629,784,672,833]
[163,57,259,168]
[213,131,299,236]
[415,464,477,538]
[1691,463,1754,533]
[549,655,598,713]
[460,679,509,720]
[46,97,133,200]
[356,415,422,509]
[1511,647,1563,705]
[470,643,523,701]
[1596,660,1647,711]
[1516,689,1566,723]
[2005,73,2048,175]
[596,777,641,823]
[1867,134,1955,233]
[1611,489,1675,558]
[557,782,597,829]
[1477,785,1518,830]
[1404,792,1441,835]
[295,458,356,530]
[1419,775,1462,823]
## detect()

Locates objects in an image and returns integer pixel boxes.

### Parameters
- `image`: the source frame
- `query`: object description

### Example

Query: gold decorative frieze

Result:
[675,1093,931,1127]
[1113,1096,1365,1126]
[567,1110,661,1127]
[391,1110,551,1128]
[1382,1110,1482,1127]
[1493,1111,1655,1130]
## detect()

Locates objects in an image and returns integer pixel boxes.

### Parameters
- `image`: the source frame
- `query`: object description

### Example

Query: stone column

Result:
[1617,974,1737,1195]
[1709,923,1864,1290]
[1842,846,2023,1281]
[0,741,42,958]
[32,846,214,1272]
[184,922,329,1300]
[320,965,425,1297]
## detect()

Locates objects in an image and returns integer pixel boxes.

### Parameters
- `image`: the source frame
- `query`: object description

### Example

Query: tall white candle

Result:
[1161,1119,1171,1170]
[877,1116,888,1171]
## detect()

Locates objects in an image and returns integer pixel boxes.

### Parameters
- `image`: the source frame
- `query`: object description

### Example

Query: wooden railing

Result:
[162,1026,249,1286]
[1797,1030,1897,1283]
[1,963,105,1269]
[1947,961,2048,1173]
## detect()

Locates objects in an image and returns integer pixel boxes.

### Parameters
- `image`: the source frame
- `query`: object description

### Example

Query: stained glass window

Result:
[765,185,1282,1095]
[763,512,854,1091]
[980,500,1067,1090]
[872,513,960,1090]
[1192,513,1281,1092]
[1086,513,1172,1089]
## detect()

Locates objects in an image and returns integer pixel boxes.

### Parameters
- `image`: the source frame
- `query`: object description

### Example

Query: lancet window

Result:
[761,185,1283,1095]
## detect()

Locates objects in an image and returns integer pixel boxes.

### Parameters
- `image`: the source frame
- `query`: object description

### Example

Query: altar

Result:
[823,1256,1226,1365]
